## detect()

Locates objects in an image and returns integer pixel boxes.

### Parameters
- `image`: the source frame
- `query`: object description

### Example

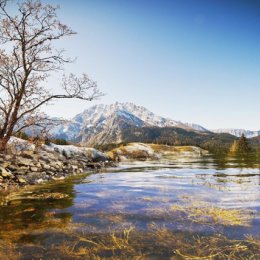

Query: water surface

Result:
[0,156,260,259]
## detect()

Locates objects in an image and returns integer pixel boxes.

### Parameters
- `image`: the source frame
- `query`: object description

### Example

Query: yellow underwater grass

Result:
[0,223,260,259]
[170,201,255,226]
[55,225,260,260]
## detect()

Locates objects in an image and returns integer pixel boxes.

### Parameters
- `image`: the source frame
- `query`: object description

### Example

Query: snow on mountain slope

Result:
[184,123,208,132]
[74,102,205,129]
[49,121,81,141]
[50,102,208,145]
[211,129,260,138]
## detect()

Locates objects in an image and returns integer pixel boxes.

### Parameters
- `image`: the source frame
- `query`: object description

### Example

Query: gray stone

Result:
[1,162,11,168]
[7,165,19,171]
[17,158,34,167]
[35,163,42,168]
[17,177,27,184]
[52,176,65,180]
[35,178,44,184]
[15,170,28,175]
[0,167,13,178]
[42,164,51,170]
[30,166,38,172]
[77,168,84,174]
[20,166,29,170]
[46,171,55,176]
[4,155,12,160]
[71,165,78,170]
[20,151,35,159]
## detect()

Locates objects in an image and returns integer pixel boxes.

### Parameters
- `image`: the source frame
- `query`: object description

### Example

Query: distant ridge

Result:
[211,129,260,138]
[48,102,260,146]
[49,102,208,145]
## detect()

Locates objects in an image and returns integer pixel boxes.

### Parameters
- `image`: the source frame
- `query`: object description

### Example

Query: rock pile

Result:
[0,147,113,189]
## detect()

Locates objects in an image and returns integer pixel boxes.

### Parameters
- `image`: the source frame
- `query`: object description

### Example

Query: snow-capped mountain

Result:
[211,129,260,138]
[50,102,208,145]
[76,102,193,128]
[184,123,208,132]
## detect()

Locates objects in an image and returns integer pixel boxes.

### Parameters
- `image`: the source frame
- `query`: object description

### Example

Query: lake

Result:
[0,155,260,259]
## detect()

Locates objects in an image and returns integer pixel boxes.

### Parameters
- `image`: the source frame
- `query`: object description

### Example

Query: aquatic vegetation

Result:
[28,192,70,199]
[0,240,20,260]
[142,196,154,202]
[170,202,255,226]
[2,224,260,260]
[0,158,260,259]
[174,234,259,260]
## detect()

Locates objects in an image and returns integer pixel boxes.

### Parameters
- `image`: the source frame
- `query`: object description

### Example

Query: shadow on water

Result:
[0,155,260,259]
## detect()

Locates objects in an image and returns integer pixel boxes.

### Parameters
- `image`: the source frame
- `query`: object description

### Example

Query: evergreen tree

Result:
[230,134,251,154]
[237,134,251,153]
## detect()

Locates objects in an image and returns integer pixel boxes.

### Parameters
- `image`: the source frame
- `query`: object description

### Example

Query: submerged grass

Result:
[0,192,258,259]
[0,240,20,260]
[0,226,260,260]
[0,157,260,259]
[0,221,260,260]
[170,201,255,226]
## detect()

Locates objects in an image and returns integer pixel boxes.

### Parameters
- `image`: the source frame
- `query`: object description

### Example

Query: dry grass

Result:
[107,143,207,161]
[150,144,207,154]
[107,146,154,161]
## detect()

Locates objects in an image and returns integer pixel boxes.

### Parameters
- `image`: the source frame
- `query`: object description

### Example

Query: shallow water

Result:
[0,156,260,259]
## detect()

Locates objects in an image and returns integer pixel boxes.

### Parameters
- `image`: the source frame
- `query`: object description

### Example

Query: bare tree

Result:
[0,0,102,151]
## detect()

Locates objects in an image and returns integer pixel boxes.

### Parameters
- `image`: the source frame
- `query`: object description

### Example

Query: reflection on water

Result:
[0,155,260,259]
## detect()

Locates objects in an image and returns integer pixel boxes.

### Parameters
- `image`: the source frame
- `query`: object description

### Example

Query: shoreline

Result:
[0,142,208,193]
[0,147,116,192]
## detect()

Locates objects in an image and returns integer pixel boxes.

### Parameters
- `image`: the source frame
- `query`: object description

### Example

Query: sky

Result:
[22,0,260,129]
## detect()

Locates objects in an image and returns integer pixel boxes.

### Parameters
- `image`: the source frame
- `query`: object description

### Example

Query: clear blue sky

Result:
[41,0,260,130]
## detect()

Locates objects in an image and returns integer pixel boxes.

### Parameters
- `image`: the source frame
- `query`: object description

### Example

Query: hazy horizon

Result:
[36,0,260,130]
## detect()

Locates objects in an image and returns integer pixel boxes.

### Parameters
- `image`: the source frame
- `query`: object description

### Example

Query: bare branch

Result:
[0,0,102,150]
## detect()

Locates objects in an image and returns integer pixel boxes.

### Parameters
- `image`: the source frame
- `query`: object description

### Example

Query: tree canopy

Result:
[229,134,251,154]
[0,0,102,150]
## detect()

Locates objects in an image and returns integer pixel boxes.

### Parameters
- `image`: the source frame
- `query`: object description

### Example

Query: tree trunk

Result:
[0,136,9,152]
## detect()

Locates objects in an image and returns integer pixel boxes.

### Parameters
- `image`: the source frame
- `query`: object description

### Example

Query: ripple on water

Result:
[0,157,260,259]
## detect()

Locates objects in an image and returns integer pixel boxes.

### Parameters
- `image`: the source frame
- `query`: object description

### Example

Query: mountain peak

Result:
[211,128,260,138]
[50,102,208,145]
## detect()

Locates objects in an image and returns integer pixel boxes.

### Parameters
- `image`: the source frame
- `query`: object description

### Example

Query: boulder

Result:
[1,162,11,168]
[41,163,51,170]
[0,167,13,178]
[7,165,19,172]
[108,143,159,161]
[17,157,34,167]
[17,177,27,184]
[43,143,110,162]
[20,151,35,159]
[30,166,38,172]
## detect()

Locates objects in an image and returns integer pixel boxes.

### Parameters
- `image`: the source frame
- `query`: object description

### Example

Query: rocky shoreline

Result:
[0,140,208,191]
[0,143,115,190]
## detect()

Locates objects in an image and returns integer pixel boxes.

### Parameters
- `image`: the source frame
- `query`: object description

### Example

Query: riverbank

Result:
[0,140,208,192]
[0,157,259,260]
[0,138,115,191]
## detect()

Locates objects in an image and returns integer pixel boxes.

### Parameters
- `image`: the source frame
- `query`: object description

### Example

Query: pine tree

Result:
[237,134,251,153]
[230,134,251,154]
